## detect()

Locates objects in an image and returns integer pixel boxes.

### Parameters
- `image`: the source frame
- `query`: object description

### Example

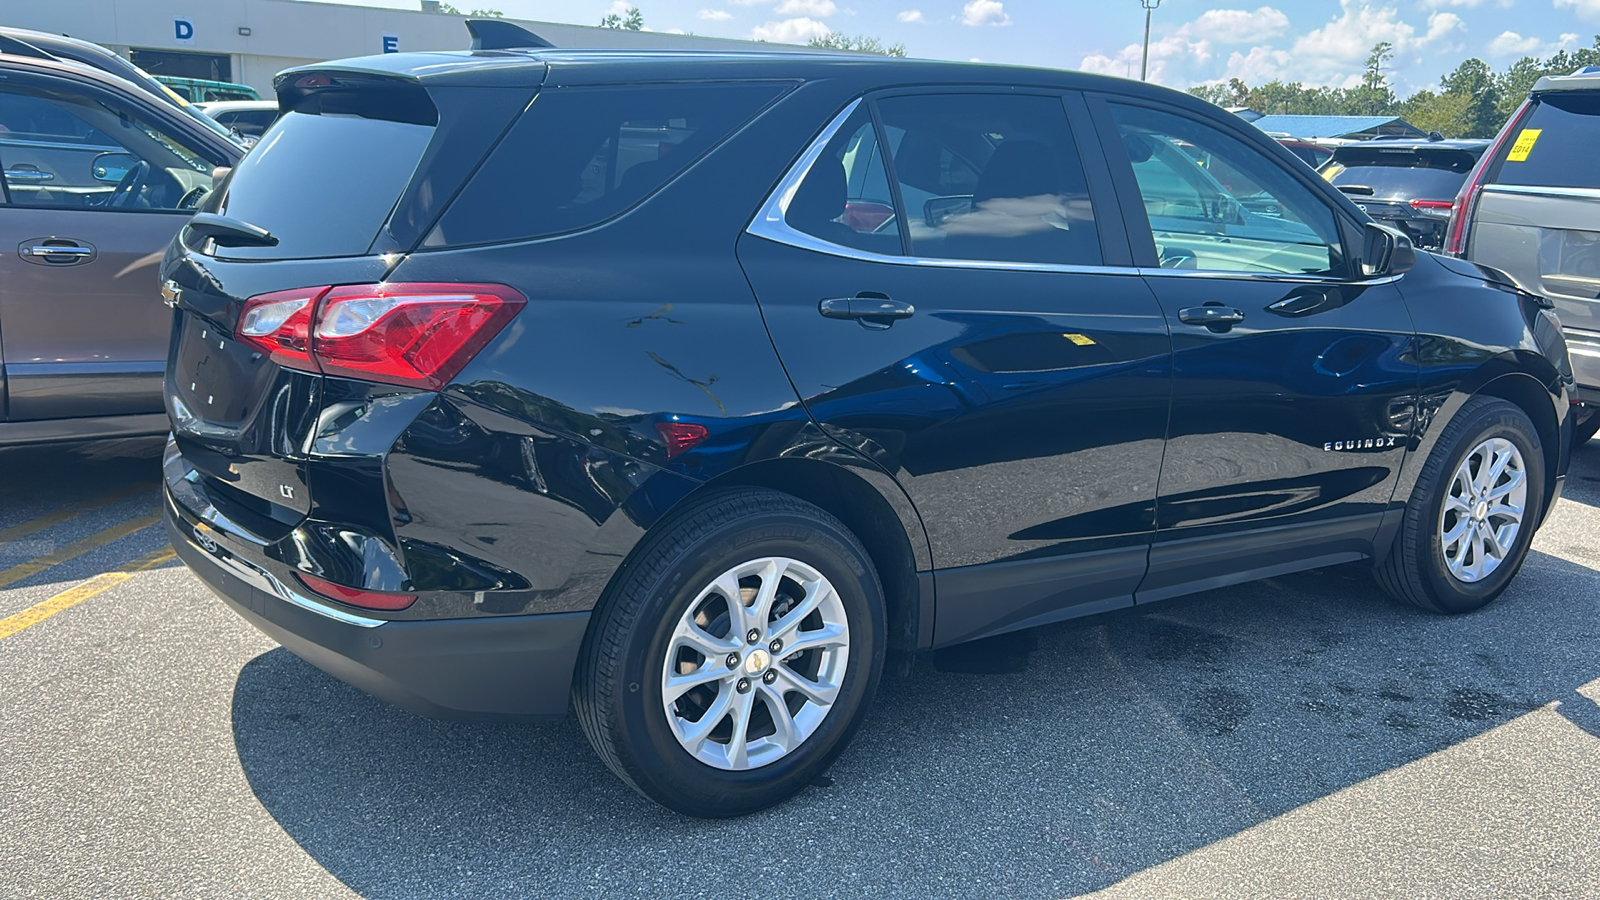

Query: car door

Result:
[0,69,226,423]
[740,90,1173,646]
[1087,96,1420,602]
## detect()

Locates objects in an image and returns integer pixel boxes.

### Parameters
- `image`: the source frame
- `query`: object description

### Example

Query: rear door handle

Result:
[818,294,915,329]
[1178,305,1245,329]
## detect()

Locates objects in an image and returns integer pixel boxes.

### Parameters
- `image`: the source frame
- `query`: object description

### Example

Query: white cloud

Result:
[1423,11,1465,45]
[1080,34,1212,83]
[775,0,836,15]
[749,16,832,42]
[1175,7,1289,44]
[1488,30,1541,55]
[1212,1,1462,90]
[698,8,734,20]
[604,0,630,15]
[960,0,1010,27]
[897,9,925,23]
[1555,0,1600,20]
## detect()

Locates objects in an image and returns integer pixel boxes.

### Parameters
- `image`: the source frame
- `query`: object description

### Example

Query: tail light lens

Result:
[1410,199,1455,218]
[1445,99,1532,257]
[234,283,526,390]
[296,572,416,611]
[237,287,327,371]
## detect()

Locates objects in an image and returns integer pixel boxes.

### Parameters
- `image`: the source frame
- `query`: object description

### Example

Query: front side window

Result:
[876,93,1102,266]
[0,84,219,211]
[1108,103,1344,277]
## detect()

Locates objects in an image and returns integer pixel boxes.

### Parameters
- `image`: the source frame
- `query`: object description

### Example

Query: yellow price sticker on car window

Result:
[1506,129,1542,162]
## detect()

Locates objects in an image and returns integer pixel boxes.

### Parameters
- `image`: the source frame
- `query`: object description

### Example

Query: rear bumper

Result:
[165,486,588,721]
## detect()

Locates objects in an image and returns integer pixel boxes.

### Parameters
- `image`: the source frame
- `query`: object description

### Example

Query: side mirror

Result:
[1361,222,1415,278]
[924,195,972,228]
[90,151,138,184]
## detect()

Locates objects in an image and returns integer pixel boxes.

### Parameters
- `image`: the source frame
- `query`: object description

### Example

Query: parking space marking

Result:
[0,482,153,547]
[0,515,160,590]
[0,546,175,640]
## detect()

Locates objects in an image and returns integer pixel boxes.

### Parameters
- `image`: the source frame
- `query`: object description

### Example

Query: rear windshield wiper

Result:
[186,212,277,247]
[1337,184,1375,196]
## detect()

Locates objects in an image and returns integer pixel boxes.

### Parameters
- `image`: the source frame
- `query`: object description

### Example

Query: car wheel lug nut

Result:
[746,629,760,644]
[736,678,751,693]
[762,670,777,685]
[769,638,782,653]
[726,653,740,669]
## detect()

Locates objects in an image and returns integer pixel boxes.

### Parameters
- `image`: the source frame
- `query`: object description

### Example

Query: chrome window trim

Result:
[745,98,1142,278]
[1483,184,1600,201]
[1136,267,1402,286]
[746,98,1397,287]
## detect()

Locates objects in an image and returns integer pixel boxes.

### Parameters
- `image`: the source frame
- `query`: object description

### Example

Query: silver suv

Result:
[1448,66,1600,442]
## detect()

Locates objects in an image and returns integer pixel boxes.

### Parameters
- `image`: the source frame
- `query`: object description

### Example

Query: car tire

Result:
[573,488,885,818]
[1375,396,1545,614]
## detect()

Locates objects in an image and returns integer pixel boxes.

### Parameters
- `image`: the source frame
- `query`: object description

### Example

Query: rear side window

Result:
[427,82,787,248]
[216,109,434,259]
[1492,92,1600,190]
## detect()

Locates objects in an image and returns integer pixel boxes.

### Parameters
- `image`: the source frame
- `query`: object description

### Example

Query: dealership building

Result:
[3,0,791,96]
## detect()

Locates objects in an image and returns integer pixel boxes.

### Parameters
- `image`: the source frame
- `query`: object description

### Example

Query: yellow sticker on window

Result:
[1063,333,1096,346]
[1506,128,1542,162]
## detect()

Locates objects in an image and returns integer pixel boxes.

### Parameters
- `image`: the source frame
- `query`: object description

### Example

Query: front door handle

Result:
[818,294,915,330]
[18,239,96,266]
[1178,305,1245,331]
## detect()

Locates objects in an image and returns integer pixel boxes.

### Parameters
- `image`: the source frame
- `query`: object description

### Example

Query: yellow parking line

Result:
[0,482,154,546]
[0,547,175,640]
[0,515,161,591]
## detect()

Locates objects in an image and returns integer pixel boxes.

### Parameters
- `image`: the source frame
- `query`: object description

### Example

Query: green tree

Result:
[600,6,645,29]
[1438,57,1499,137]
[438,3,504,14]
[1350,41,1396,115]
[806,33,907,57]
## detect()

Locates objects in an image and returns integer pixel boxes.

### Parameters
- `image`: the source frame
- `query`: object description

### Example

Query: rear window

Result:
[1327,164,1472,201]
[425,82,787,248]
[1491,92,1600,190]
[214,109,433,259]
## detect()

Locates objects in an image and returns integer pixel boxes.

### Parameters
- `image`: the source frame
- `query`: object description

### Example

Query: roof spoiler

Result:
[466,19,555,51]
[0,33,59,61]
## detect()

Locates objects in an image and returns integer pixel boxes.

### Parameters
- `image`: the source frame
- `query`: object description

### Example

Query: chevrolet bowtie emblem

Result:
[161,280,183,309]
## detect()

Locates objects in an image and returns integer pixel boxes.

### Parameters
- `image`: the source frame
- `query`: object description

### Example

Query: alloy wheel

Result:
[660,557,850,771]
[1439,436,1527,583]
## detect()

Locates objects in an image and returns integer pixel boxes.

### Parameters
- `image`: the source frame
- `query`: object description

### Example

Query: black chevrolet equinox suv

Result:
[162,45,1574,816]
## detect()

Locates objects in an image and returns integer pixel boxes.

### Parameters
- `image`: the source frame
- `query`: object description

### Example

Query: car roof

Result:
[1332,138,1490,153]
[1532,67,1600,94]
[197,100,278,112]
[278,47,1168,96]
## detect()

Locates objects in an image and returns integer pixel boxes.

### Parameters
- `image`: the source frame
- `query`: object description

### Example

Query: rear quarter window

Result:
[1491,92,1600,190]
[425,82,787,248]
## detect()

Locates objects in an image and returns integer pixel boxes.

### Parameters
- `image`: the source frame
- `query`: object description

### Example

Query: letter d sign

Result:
[174,16,195,44]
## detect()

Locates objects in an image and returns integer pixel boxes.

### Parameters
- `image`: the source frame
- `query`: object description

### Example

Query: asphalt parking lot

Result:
[1,438,1598,899]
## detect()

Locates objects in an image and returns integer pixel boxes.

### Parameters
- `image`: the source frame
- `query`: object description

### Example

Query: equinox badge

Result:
[1324,437,1399,451]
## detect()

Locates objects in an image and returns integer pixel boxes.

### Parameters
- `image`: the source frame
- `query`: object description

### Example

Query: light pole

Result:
[1139,0,1163,82]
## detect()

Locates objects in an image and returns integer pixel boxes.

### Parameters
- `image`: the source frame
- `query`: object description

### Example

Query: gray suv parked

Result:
[1448,66,1600,442]
[0,52,241,445]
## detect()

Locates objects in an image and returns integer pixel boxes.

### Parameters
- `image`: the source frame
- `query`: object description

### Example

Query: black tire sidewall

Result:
[1414,401,1545,612]
[608,504,884,816]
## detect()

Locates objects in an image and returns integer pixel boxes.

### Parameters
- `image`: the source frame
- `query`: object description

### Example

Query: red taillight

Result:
[313,283,525,390]
[235,282,526,390]
[1410,199,1455,216]
[237,287,327,371]
[655,421,708,458]
[296,572,416,611]
[1445,99,1532,257]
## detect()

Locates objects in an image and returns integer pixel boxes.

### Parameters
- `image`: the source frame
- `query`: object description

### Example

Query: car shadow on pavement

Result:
[231,547,1600,899]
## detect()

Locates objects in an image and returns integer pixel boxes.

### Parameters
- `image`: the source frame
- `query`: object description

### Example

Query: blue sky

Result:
[335,0,1598,94]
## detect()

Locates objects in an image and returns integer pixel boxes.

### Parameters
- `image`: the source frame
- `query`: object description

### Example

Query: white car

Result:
[196,100,279,142]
